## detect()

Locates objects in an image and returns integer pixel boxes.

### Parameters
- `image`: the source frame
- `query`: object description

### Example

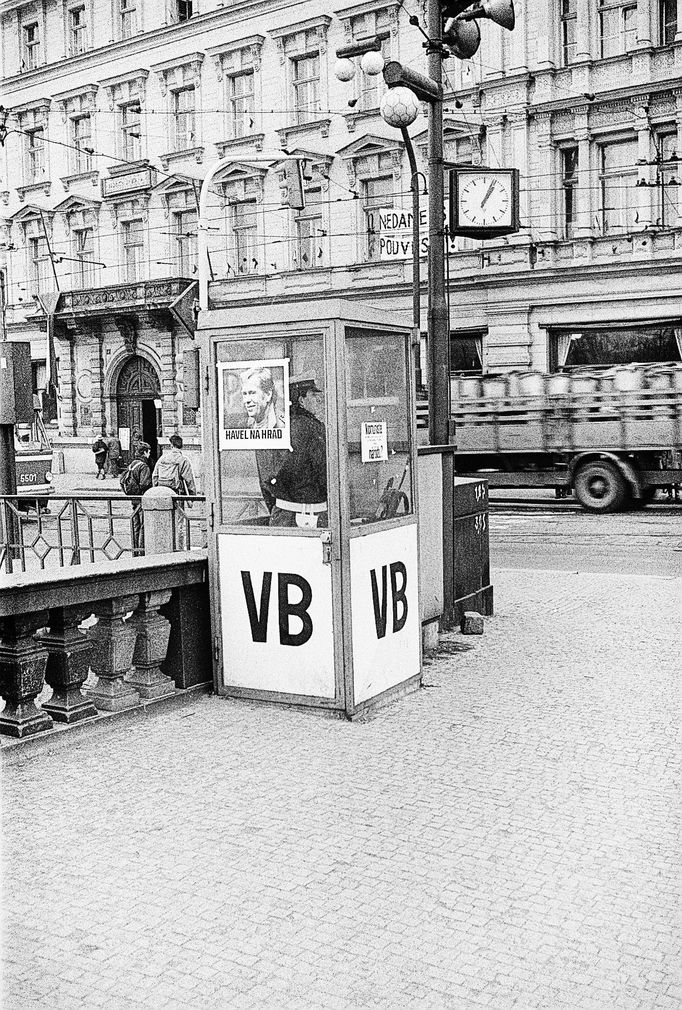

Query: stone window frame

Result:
[54,85,98,183]
[21,17,41,71]
[206,35,265,152]
[596,129,638,234]
[64,0,90,57]
[338,134,404,262]
[100,70,149,165]
[597,0,638,58]
[283,151,333,272]
[117,0,138,41]
[14,99,51,200]
[152,53,205,168]
[270,17,332,143]
[213,163,267,278]
[10,206,55,295]
[159,180,199,277]
[335,0,400,127]
[60,198,101,289]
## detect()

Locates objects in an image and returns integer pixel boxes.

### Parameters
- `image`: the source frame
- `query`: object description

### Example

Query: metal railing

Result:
[0,495,208,575]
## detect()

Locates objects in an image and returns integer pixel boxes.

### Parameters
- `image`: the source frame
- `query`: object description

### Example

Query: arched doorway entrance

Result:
[116,356,161,463]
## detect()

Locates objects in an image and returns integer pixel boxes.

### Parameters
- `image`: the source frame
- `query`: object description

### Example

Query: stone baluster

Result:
[84,596,141,712]
[0,613,53,738]
[126,590,175,699]
[39,605,99,724]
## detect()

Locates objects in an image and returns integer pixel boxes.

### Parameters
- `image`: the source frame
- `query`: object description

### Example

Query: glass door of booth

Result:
[209,329,343,708]
[340,325,421,710]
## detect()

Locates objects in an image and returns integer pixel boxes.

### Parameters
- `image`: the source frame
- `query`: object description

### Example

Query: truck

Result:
[433,362,682,512]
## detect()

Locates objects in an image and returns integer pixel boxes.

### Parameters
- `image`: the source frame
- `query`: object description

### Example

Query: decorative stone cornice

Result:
[159,147,205,171]
[215,135,266,157]
[206,35,265,79]
[16,180,51,202]
[60,170,100,193]
[277,119,331,148]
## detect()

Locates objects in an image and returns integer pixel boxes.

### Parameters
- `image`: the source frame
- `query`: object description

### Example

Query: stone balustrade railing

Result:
[0,551,211,741]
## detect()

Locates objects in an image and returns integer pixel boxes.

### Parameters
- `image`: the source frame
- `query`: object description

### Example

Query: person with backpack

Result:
[152,434,196,496]
[92,431,108,479]
[152,435,196,550]
[120,441,153,552]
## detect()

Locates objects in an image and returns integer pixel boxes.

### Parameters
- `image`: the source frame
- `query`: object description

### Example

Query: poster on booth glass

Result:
[218,358,291,451]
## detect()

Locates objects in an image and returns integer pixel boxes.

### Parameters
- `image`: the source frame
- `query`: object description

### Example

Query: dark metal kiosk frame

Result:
[199,299,421,718]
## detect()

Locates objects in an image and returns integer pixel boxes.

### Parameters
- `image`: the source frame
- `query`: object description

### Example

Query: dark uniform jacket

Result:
[256,407,326,510]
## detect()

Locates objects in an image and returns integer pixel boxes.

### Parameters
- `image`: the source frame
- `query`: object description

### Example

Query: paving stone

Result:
[2,568,679,1010]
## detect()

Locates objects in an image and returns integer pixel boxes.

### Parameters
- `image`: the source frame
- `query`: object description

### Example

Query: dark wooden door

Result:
[116,356,161,463]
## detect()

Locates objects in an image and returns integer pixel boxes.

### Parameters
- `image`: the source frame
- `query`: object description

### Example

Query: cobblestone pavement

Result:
[3,567,681,1010]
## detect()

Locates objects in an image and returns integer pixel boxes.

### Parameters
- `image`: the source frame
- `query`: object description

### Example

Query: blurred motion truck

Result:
[448,362,682,512]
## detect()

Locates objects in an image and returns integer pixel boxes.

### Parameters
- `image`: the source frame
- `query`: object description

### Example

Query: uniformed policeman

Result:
[257,374,327,528]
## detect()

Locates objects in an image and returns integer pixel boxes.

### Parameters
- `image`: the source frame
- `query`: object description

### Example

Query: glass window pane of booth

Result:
[216,335,327,529]
[345,327,413,525]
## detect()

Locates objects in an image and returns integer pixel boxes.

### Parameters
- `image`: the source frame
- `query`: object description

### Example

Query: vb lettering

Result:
[241,571,313,646]
[370,562,408,639]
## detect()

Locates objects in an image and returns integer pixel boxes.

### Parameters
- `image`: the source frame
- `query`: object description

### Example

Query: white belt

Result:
[275,499,327,514]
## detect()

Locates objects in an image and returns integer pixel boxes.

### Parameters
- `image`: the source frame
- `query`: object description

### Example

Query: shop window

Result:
[450,332,483,374]
[599,0,637,57]
[553,325,682,370]
[599,138,637,233]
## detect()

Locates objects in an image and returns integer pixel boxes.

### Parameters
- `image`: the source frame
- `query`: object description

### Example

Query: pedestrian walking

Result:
[104,429,123,478]
[153,435,197,549]
[120,441,152,552]
[91,431,108,479]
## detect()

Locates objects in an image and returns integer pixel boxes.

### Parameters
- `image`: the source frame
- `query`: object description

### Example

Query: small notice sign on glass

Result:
[361,420,388,463]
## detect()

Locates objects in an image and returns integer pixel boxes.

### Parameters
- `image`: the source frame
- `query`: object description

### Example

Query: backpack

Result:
[154,456,184,493]
[120,460,144,495]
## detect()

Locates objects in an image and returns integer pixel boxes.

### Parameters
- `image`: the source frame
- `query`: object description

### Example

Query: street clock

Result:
[449,167,520,238]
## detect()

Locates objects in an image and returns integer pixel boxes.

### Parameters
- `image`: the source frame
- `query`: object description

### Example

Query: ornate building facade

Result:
[1,0,681,476]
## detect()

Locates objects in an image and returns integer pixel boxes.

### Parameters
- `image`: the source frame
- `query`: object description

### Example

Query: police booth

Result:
[200,299,421,718]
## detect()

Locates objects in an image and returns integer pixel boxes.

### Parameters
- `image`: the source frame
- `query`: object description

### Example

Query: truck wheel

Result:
[574,461,628,513]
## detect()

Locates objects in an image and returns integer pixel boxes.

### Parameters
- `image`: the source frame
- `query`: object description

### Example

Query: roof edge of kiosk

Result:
[198,298,409,331]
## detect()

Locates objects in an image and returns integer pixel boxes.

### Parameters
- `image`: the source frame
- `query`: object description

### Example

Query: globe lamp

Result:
[379,86,420,128]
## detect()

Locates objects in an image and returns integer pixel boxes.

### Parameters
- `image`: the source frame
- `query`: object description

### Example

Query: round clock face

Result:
[458,175,512,228]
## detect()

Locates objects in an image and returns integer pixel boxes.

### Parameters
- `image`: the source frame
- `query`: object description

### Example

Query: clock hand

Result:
[480,181,496,209]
